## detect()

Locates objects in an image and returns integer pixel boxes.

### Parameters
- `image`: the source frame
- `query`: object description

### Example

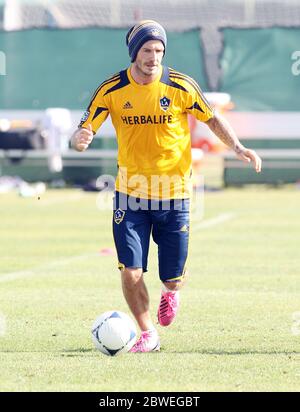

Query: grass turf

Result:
[0,186,300,391]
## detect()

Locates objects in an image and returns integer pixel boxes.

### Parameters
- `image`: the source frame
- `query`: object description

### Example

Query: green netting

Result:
[219,28,300,111]
[0,28,208,110]
[164,30,208,90]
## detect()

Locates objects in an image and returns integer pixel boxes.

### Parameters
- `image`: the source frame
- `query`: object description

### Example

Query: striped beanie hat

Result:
[126,20,167,62]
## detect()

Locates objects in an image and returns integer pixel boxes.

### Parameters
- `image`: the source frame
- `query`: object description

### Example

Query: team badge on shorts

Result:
[114,208,125,224]
[160,96,171,111]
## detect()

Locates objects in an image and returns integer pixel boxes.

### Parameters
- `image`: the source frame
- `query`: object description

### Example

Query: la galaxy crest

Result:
[114,208,125,224]
[160,96,171,111]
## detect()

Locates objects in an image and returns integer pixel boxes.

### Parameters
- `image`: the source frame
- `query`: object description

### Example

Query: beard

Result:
[136,60,159,77]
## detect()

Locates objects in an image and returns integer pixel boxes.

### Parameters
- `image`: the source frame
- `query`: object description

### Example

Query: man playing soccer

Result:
[71,20,262,353]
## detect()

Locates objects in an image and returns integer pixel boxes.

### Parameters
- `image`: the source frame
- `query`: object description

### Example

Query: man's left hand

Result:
[235,147,262,173]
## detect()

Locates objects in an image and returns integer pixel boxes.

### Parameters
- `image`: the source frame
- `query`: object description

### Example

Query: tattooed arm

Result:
[206,111,262,173]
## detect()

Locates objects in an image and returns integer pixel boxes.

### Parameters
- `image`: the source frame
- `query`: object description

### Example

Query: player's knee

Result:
[121,267,143,287]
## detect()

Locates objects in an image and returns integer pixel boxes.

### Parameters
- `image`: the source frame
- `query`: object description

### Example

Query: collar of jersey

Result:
[127,65,163,88]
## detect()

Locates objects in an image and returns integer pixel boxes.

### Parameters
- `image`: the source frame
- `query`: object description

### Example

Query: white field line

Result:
[0,253,97,284]
[193,212,236,231]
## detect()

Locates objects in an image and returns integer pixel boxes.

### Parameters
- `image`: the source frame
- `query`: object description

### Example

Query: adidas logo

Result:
[123,101,133,109]
[180,225,189,232]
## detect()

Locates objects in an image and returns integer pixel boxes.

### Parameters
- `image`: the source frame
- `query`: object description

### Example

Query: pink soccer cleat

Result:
[130,330,160,353]
[157,290,180,326]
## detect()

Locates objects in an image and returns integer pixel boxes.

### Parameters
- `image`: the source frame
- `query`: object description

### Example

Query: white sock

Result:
[143,327,157,335]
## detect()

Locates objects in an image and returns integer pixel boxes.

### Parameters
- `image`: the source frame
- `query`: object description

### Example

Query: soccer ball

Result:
[91,311,137,356]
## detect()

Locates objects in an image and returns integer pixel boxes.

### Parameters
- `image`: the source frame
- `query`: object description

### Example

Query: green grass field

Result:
[0,186,300,392]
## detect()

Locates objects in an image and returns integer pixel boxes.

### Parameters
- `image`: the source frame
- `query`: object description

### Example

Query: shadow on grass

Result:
[166,349,300,355]
[62,348,300,357]
[60,348,95,356]
[1,348,299,356]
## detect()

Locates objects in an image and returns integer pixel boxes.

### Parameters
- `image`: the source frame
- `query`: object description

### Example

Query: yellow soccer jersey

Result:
[79,65,214,199]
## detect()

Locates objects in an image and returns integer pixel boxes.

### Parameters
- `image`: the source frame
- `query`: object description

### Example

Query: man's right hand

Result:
[71,124,94,152]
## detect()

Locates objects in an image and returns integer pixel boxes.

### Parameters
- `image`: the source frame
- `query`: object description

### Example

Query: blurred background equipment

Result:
[0,0,300,186]
[0,121,44,150]
[42,108,72,172]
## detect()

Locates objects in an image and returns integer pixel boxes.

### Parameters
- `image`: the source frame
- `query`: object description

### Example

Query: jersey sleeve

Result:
[78,87,109,134]
[185,81,214,122]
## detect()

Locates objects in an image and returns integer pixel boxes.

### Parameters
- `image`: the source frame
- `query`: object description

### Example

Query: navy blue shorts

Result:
[112,192,190,282]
